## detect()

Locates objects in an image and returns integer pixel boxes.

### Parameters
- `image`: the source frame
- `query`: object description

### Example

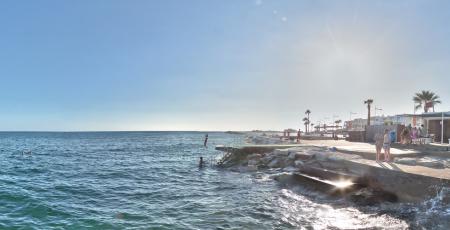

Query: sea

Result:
[0,132,448,229]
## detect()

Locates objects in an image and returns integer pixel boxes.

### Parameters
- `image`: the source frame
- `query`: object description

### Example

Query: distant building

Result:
[384,114,424,127]
[346,116,386,131]
[346,114,428,131]
[345,111,449,143]
[420,112,450,143]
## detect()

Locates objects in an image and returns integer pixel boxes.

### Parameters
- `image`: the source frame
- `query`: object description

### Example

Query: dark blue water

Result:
[0,132,448,229]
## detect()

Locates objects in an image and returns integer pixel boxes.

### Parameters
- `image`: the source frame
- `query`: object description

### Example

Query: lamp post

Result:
[348,112,357,130]
[374,107,383,117]
[349,112,357,121]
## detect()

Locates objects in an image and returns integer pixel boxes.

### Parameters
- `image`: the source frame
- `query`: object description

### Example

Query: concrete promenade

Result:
[217,140,450,180]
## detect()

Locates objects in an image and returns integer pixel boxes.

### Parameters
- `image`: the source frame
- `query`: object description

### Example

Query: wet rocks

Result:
[268,158,281,168]
[349,188,398,205]
[416,157,446,169]
[394,157,448,169]
[273,173,296,185]
[247,165,258,172]
[394,158,417,166]
[248,153,262,160]
[273,149,290,157]
[282,166,298,172]
[294,160,304,168]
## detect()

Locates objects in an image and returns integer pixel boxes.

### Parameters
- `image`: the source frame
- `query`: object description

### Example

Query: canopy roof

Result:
[419,111,450,119]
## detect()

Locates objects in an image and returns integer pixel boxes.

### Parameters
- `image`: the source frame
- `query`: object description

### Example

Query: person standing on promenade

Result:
[297,129,301,143]
[411,127,418,144]
[400,126,409,144]
[374,132,383,161]
[383,129,391,162]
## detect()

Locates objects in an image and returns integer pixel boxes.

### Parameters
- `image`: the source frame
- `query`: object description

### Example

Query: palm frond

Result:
[415,104,422,111]
[413,90,441,107]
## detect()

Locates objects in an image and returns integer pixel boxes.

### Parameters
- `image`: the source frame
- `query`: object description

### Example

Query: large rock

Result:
[295,153,313,161]
[283,166,298,172]
[268,159,281,168]
[314,152,329,161]
[261,154,275,164]
[287,151,297,160]
[416,158,445,169]
[247,165,258,171]
[273,173,295,184]
[273,149,290,157]
[247,153,262,160]
[349,188,398,205]
[294,160,304,168]
[328,154,346,162]
[394,158,417,166]
[248,159,259,166]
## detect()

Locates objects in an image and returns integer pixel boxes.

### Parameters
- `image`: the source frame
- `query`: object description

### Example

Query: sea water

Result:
[0,132,448,229]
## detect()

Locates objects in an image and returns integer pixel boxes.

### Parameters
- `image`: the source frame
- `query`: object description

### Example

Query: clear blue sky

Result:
[0,0,449,131]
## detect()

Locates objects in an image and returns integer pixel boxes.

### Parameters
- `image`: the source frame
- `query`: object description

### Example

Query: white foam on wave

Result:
[275,188,409,229]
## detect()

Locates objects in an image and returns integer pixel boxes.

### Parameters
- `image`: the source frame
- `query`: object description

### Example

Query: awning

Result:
[419,112,450,119]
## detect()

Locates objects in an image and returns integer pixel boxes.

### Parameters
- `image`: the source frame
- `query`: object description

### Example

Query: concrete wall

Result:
[347,131,366,142]
[365,125,401,143]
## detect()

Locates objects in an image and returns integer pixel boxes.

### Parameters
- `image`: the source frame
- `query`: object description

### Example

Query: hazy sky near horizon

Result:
[0,0,449,131]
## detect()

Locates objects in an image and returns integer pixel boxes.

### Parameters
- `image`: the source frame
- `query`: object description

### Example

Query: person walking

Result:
[374,132,383,161]
[383,129,391,162]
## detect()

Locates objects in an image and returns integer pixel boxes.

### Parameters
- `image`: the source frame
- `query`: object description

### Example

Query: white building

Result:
[385,114,424,127]
[346,116,386,131]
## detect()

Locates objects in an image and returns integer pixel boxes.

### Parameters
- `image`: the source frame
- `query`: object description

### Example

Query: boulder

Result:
[268,159,281,168]
[328,154,345,162]
[394,158,417,166]
[260,154,275,164]
[349,188,398,205]
[294,160,304,168]
[273,149,290,157]
[283,159,294,168]
[314,152,329,161]
[248,159,259,166]
[295,153,313,161]
[416,159,445,169]
[283,166,298,172]
[247,153,262,160]
[288,151,297,160]
[247,165,258,172]
[273,173,294,184]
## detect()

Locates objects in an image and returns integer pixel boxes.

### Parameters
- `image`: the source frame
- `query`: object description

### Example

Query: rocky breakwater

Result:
[216,146,450,204]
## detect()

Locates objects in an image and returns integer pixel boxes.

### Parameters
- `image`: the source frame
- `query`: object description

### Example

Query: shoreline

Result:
[215,135,450,204]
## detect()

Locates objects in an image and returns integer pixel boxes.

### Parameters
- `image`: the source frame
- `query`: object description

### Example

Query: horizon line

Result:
[0,130,256,133]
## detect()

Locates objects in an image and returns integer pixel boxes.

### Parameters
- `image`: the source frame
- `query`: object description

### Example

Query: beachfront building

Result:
[421,112,450,143]
[346,116,385,131]
[384,114,424,127]
[347,114,427,130]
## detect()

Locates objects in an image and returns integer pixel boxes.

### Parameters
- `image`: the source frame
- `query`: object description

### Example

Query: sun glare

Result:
[331,180,354,189]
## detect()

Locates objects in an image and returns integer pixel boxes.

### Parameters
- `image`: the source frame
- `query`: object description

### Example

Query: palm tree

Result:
[364,99,373,126]
[335,120,342,127]
[413,90,441,113]
[310,123,314,133]
[305,110,311,133]
[302,117,309,133]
